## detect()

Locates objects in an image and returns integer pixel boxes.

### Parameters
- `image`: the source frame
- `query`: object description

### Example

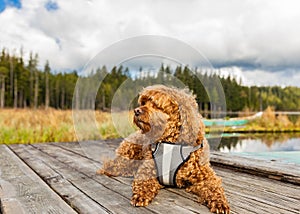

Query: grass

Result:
[221,107,300,133]
[0,109,135,144]
[0,107,299,144]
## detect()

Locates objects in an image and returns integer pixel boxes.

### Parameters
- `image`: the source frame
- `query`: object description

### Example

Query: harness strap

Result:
[152,140,203,186]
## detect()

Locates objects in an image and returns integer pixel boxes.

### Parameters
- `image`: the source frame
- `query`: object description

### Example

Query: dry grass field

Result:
[0,109,135,144]
[246,107,300,131]
[0,108,299,144]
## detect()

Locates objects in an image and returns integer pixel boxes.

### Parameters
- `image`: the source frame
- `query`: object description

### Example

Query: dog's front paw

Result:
[210,201,230,214]
[96,168,113,176]
[131,194,151,207]
[96,168,104,174]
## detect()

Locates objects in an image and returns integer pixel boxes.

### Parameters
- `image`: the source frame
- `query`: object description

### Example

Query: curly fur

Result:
[97,85,230,213]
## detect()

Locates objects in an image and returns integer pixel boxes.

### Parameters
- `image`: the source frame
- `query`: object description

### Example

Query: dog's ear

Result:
[177,102,201,144]
[173,88,203,145]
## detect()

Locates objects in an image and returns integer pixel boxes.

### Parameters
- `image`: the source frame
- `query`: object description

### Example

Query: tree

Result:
[13,56,25,108]
[44,61,50,109]
[32,54,39,109]
[0,66,8,108]
[9,53,14,103]
[27,52,37,107]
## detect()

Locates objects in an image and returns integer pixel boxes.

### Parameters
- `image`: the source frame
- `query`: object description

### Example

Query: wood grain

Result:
[0,145,76,214]
[0,141,299,214]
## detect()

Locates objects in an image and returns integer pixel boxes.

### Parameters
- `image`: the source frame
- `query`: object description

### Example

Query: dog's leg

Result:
[185,163,230,213]
[176,154,230,214]
[96,140,143,177]
[131,147,162,207]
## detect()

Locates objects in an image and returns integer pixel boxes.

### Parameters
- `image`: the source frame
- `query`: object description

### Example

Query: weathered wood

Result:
[30,143,211,213]
[0,145,76,214]
[215,167,300,213]
[9,144,153,214]
[210,152,300,185]
[8,144,110,214]
[53,141,300,213]
[50,142,211,213]
[2,141,300,214]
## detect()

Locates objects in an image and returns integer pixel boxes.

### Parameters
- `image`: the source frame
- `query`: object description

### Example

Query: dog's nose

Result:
[134,108,142,116]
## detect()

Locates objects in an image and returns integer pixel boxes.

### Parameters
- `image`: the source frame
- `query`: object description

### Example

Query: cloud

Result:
[243,69,300,87]
[0,0,300,86]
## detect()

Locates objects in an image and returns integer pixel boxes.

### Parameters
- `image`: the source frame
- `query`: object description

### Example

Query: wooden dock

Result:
[0,140,299,214]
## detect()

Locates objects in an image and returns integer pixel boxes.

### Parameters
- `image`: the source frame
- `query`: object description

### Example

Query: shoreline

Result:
[206,126,300,134]
[222,127,300,133]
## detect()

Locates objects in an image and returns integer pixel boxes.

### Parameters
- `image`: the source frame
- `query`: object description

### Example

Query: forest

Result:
[0,49,300,112]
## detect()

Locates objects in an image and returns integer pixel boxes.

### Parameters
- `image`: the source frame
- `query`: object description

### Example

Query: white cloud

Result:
[0,0,300,86]
[243,69,300,87]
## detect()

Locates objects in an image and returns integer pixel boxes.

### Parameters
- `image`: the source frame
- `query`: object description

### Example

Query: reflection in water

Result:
[217,133,300,152]
[214,133,300,164]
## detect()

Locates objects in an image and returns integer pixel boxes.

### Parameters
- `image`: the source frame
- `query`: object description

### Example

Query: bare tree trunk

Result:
[45,71,49,109]
[0,76,5,108]
[61,87,65,109]
[34,70,39,109]
[75,86,79,109]
[23,90,27,108]
[10,57,13,103]
[14,74,18,108]
[30,68,33,107]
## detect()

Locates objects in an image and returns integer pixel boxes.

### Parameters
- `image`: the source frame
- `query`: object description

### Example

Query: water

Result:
[210,133,300,164]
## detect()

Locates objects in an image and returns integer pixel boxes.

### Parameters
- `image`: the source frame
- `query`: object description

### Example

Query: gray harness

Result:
[152,141,203,186]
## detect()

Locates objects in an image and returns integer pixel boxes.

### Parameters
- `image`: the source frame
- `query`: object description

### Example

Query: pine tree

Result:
[9,53,14,104]
[44,61,50,109]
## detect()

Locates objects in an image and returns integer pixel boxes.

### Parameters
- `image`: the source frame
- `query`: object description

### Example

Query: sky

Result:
[1,0,300,87]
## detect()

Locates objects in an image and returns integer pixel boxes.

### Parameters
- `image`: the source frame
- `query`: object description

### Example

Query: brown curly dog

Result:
[97,85,230,214]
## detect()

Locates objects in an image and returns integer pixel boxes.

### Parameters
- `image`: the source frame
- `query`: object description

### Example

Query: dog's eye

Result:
[141,101,146,106]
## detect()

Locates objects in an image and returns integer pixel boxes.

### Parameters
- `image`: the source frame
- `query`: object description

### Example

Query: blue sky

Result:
[0,0,21,12]
[0,0,300,87]
[44,1,58,11]
[0,0,58,12]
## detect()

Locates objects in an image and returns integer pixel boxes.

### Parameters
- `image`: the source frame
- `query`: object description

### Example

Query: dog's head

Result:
[133,85,204,145]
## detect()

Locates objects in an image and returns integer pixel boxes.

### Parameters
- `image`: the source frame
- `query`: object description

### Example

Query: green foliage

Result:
[0,49,79,109]
[1,48,300,111]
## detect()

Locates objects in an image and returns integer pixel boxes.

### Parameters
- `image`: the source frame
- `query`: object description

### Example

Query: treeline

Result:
[79,64,300,112]
[1,49,300,111]
[0,49,77,109]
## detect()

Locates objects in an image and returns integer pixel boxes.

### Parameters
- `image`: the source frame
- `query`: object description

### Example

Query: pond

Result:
[208,133,300,164]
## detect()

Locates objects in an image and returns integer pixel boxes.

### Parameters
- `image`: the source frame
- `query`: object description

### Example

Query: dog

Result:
[97,85,230,213]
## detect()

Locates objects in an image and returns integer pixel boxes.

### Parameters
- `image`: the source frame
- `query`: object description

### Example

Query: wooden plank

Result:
[214,167,300,214]
[0,145,76,214]
[165,174,300,214]
[31,143,211,213]
[8,144,110,214]
[167,174,299,214]
[65,141,212,214]
[9,144,153,214]
[43,143,211,213]
[210,152,300,185]
[59,140,300,184]
[6,141,300,214]
[215,167,300,201]
[53,141,300,213]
